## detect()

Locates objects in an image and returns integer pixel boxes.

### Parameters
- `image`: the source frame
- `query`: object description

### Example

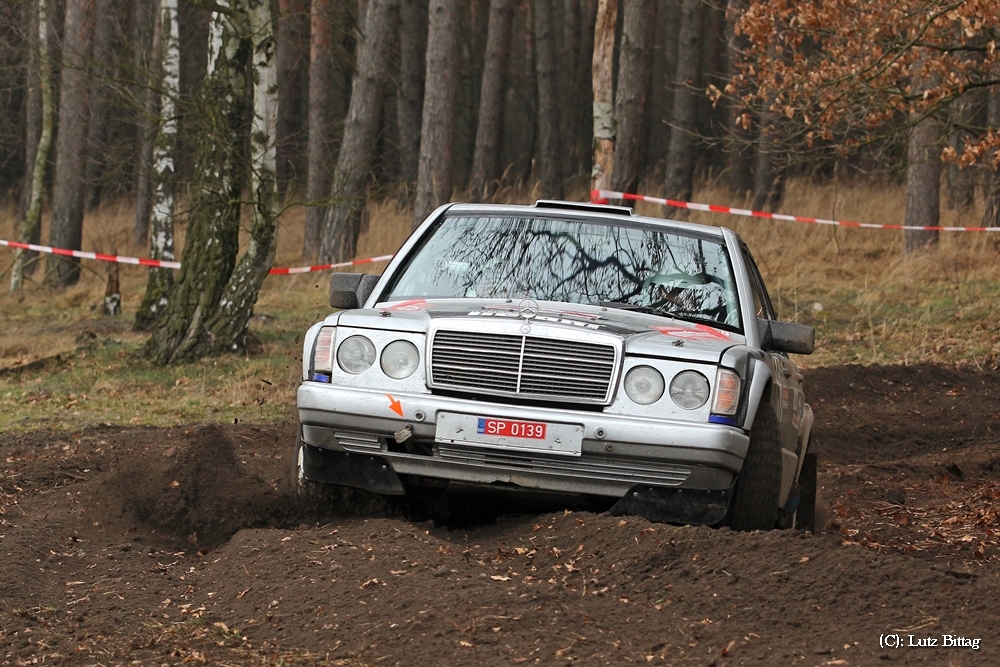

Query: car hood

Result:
[333,298,744,364]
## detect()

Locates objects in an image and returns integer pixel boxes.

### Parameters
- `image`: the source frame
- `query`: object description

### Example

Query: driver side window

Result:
[741,247,776,320]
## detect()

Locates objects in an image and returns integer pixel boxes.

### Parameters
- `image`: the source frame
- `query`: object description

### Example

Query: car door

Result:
[740,246,805,460]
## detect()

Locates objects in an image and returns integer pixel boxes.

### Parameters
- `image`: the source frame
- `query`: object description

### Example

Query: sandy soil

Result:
[2,364,999,666]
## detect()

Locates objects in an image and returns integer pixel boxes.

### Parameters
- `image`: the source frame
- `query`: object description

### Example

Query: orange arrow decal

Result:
[386,394,403,417]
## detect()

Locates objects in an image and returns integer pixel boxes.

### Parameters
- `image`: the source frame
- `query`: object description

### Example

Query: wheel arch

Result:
[741,356,774,432]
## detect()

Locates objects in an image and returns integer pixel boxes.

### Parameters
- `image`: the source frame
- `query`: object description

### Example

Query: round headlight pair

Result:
[337,336,419,379]
[624,366,709,410]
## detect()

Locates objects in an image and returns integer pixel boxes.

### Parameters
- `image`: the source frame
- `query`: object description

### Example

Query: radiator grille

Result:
[430,330,617,403]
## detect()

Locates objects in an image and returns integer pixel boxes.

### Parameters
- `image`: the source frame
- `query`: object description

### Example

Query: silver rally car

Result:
[297,201,817,531]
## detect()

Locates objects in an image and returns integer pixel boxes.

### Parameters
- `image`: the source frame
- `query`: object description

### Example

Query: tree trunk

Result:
[277,0,309,191]
[199,0,281,351]
[590,0,616,194]
[946,93,977,210]
[16,0,48,281]
[903,113,943,252]
[469,0,513,201]
[145,3,251,364]
[559,0,580,166]
[134,0,161,247]
[982,82,1000,228]
[533,0,562,198]
[21,0,41,222]
[752,111,784,210]
[11,0,53,293]
[132,0,157,245]
[396,0,426,193]
[725,0,752,197]
[317,0,398,263]
[134,0,179,332]
[83,0,116,210]
[413,0,458,226]
[47,0,96,288]
[663,0,703,202]
[610,0,650,194]
[303,0,334,257]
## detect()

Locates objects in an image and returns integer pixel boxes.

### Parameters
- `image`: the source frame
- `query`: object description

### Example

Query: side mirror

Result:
[757,318,815,355]
[329,272,380,309]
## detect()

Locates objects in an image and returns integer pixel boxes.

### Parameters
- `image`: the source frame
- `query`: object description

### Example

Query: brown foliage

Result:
[724,0,1000,166]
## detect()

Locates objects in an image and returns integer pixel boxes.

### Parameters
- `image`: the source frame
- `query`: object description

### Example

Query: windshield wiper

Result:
[597,301,666,316]
[597,301,724,328]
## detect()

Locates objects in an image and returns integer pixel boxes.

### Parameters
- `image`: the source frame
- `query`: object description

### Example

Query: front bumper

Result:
[297,382,749,499]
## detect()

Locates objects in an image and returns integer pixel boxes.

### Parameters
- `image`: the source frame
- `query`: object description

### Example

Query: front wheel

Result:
[727,404,783,531]
[295,433,343,501]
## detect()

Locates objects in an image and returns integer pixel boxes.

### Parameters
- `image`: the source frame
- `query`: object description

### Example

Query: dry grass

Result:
[1,178,998,430]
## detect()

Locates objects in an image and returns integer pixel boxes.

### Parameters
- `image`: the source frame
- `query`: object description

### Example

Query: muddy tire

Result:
[295,432,342,502]
[795,450,818,533]
[728,404,782,531]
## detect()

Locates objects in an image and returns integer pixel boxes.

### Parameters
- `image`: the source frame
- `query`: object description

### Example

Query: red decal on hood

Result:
[653,324,733,341]
[386,299,428,311]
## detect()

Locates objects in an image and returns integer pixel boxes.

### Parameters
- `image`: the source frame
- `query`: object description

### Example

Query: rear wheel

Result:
[728,404,782,531]
[795,450,818,533]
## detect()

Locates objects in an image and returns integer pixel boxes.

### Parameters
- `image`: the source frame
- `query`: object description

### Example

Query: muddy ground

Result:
[2,364,999,666]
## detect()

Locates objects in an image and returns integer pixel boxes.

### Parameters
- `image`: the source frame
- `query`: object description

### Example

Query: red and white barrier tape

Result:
[591,189,1000,233]
[0,238,393,274]
[267,254,394,274]
[0,238,183,269]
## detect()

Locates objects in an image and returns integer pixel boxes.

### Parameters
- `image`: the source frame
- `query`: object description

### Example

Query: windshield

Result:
[384,215,742,331]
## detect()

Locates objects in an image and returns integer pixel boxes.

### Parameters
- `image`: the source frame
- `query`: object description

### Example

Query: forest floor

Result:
[3,362,1000,667]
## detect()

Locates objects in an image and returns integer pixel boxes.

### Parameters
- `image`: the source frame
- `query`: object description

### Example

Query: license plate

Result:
[436,412,583,456]
[477,417,547,440]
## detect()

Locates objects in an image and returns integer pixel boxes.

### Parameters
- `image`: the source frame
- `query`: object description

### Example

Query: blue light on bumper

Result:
[311,372,332,383]
[709,414,740,427]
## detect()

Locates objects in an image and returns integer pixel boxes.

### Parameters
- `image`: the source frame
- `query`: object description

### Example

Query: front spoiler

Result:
[299,442,732,526]
[299,443,405,495]
[609,485,732,525]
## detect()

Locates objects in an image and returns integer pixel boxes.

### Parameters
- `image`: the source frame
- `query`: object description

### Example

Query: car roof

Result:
[442,200,730,239]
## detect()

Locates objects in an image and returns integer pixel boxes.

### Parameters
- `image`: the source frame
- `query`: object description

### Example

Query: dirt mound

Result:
[3,364,1000,665]
[97,424,297,548]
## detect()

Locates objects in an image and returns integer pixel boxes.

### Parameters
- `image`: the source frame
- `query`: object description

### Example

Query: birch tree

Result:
[10,0,53,293]
[134,0,180,331]
[146,0,280,364]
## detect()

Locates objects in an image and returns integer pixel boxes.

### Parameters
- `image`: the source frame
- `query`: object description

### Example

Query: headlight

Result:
[669,371,710,410]
[711,368,741,415]
[337,335,376,374]
[380,340,419,379]
[311,326,336,380]
[624,366,665,405]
